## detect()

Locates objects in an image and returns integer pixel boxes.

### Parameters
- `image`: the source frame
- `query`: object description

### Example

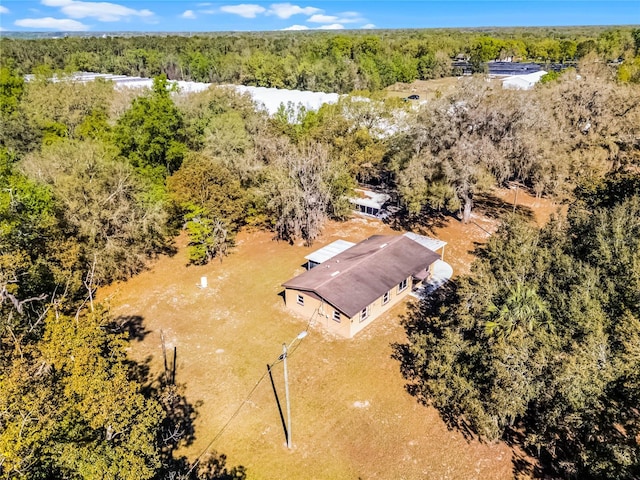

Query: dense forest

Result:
[2,27,640,91]
[0,27,639,479]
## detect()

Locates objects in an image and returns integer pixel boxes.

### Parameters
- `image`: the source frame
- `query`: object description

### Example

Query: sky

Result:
[0,1,638,33]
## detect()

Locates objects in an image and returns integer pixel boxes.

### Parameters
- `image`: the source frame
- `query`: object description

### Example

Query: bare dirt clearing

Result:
[386,77,462,102]
[99,188,556,480]
[385,77,509,103]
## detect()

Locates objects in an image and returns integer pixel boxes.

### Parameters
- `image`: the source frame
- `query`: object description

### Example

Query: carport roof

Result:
[305,239,356,265]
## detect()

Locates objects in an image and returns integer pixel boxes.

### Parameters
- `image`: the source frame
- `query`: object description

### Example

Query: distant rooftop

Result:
[502,70,548,90]
[488,62,542,76]
[23,72,339,115]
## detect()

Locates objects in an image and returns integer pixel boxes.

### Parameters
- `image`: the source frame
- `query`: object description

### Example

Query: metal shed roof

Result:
[350,189,391,209]
[304,239,356,265]
[403,232,447,252]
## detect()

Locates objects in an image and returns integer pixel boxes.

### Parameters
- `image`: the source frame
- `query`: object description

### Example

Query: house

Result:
[350,188,391,217]
[282,235,442,338]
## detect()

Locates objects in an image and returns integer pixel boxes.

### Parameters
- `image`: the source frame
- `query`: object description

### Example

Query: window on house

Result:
[382,291,390,305]
[360,306,369,322]
[297,294,304,306]
[333,310,341,322]
[398,278,408,292]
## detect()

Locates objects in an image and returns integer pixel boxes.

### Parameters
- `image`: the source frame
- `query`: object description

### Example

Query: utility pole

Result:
[282,342,292,449]
[274,330,306,450]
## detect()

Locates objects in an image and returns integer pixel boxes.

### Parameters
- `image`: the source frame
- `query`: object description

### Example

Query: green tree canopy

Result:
[394,173,640,479]
[114,75,187,174]
[0,308,165,480]
[168,153,246,263]
[20,140,169,284]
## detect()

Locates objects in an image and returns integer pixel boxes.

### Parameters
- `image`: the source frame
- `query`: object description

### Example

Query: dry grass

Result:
[99,188,555,480]
[385,77,462,102]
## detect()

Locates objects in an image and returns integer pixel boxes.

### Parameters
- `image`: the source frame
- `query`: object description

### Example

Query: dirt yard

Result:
[385,77,462,102]
[385,76,507,102]
[99,188,557,480]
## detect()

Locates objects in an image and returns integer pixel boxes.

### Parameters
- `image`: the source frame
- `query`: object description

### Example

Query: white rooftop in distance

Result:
[305,239,356,265]
[403,232,447,253]
[501,71,547,90]
[24,72,339,115]
[233,85,339,116]
[25,72,340,115]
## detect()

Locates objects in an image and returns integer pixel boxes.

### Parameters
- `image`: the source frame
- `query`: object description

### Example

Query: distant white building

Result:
[25,72,340,115]
[232,85,339,116]
[501,71,547,90]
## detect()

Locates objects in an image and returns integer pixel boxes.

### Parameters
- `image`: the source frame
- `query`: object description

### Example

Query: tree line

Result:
[1,27,639,92]
[394,173,640,479]
[1,34,639,478]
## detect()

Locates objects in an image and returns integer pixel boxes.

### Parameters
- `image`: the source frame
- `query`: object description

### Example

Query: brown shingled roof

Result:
[282,235,440,317]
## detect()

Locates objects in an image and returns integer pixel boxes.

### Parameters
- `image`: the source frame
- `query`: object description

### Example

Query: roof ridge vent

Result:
[331,271,340,277]
[379,243,388,248]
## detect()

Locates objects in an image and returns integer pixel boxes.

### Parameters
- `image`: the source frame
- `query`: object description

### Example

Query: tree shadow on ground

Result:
[158,382,201,450]
[126,354,153,385]
[162,451,247,480]
[109,315,150,341]
[153,373,247,479]
[385,206,451,236]
[160,236,180,257]
[124,325,246,479]
[384,189,536,236]
[473,191,535,221]
[391,283,477,441]
[503,427,540,480]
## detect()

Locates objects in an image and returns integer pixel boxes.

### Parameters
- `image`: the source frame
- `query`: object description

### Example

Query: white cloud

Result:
[307,13,337,23]
[281,24,309,30]
[268,3,321,19]
[360,23,376,29]
[220,4,266,18]
[41,0,153,22]
[308,13,362,24]
[15,16,90,30]
[318,23,344,30]
[0,6,9,14]
[181,10,196,19]
[339,12,365,22]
